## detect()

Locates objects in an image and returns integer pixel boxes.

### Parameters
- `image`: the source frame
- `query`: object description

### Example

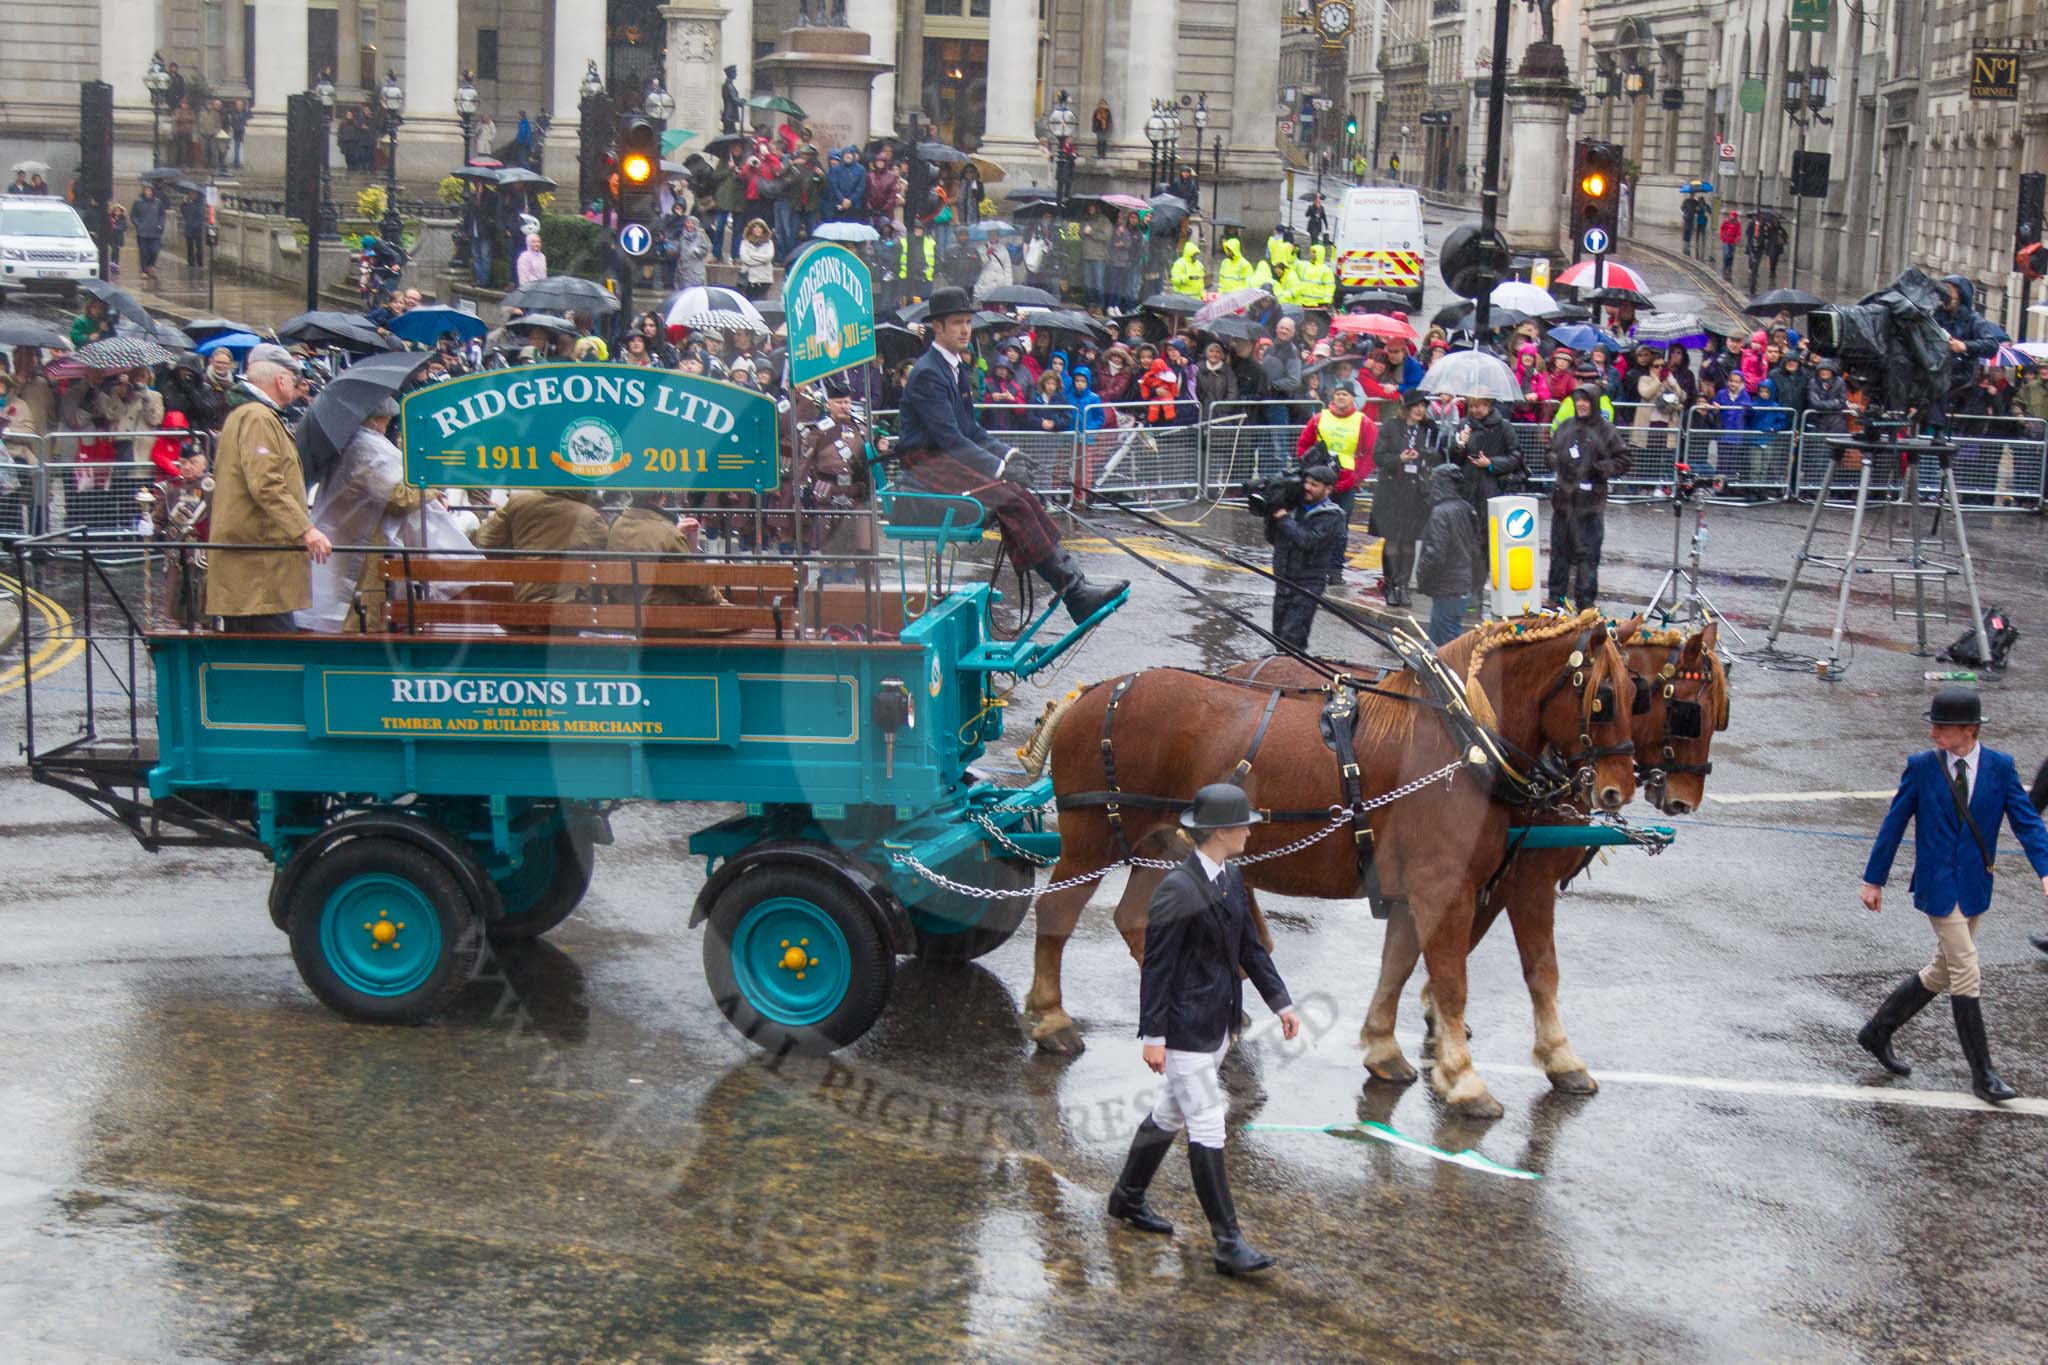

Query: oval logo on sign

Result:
[1506,508,1534,539]
[555,416,632,477]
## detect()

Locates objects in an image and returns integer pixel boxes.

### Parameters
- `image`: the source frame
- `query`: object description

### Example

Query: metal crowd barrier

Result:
[1078,401,1205,505]
[1,428,217,550]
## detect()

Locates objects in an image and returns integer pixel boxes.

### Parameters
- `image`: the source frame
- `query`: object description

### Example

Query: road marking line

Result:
[1468,1057,2048,1118]
[0,574,83,695]
[1707,790,1896,805]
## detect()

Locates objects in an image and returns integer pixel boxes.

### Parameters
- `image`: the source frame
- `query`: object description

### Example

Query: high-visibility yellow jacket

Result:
[1169,241,1206,296]
[1216,236,1251,293]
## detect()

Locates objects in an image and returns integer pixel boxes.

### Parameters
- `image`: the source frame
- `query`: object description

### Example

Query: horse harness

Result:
[1529,624,1635,798]
[1638,640,1716,787]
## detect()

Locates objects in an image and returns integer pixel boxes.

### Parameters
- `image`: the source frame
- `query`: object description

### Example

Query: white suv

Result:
[0,200,101,297]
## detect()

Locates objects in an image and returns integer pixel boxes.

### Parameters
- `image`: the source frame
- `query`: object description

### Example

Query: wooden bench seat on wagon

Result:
[377,555,798,637]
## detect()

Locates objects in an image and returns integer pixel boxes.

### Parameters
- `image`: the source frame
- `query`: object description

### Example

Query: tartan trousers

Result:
[900,452,1062,570]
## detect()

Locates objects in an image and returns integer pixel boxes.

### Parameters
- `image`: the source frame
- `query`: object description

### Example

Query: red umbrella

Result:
[1554,259,1649,292]
[1329,311,1419,345]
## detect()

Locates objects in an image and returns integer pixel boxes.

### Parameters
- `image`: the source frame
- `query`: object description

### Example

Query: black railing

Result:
[219,191,446,219]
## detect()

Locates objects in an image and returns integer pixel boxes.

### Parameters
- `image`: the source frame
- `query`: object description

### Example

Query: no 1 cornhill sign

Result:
[401,365,780,493]
[782,243,876,387]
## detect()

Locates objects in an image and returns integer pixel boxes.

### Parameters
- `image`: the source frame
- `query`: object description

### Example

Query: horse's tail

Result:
[1017,683,1096,779]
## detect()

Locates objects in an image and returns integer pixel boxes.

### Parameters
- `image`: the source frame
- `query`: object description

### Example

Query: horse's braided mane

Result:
[1458,608,1608,731]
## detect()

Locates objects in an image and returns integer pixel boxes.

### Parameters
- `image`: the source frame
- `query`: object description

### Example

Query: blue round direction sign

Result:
[619,223,652,258]
[1582,226,1611,255]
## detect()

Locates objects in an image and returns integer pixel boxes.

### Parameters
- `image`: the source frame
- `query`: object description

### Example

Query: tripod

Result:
[1764,420,1990,677]
[1644,488,1748,643]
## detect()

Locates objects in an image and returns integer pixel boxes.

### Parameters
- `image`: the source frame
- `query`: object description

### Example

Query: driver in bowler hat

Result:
[1856,687,2048,1103]
[1106,783,1299,1275]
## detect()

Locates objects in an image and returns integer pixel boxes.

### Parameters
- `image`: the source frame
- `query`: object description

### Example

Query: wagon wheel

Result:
[909,853,1035,962]
[285,837,485,1023]
[487,825,595,942]
[702,864,893,1054]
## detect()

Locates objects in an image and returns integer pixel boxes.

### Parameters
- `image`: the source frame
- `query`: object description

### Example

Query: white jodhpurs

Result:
[1148,1041,1231,1149]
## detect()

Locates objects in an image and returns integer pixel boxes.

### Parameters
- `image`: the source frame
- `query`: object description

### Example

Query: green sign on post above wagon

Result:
[400,365,780,493]
[782,243,876,387]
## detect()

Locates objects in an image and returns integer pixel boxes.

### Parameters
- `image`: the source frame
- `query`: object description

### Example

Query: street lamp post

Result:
[455,70,479,164]
[1782,64,1832,291]
[378,68,405,245]
[144,54,170,167]
[1048,91,1077,205]
[1144,101,1166,195]
[1211,135,1223,227]
[1165,101,1182,189]
[308,74,337,313]
[643,77,674,125]
[578,60,608,217]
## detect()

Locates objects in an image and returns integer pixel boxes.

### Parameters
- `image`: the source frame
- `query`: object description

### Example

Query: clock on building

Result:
[1316,2,1355,43]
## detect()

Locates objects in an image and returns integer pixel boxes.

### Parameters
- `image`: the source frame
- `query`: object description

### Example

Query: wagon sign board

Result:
[781,242,876,386]
[401,365,779,492]
[309,667,738,744]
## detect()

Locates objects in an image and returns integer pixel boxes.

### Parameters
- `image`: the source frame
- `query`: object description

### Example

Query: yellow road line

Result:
[0,573,84,694]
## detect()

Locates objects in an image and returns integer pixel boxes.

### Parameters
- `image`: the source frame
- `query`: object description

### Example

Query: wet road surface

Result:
[8,490,2048,1362]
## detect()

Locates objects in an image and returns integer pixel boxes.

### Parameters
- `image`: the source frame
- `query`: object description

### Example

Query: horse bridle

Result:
[1637,640,1719,795]
[1532,624,1636,794]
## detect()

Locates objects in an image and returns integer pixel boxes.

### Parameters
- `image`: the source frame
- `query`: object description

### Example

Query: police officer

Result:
[1857,688,2048,1103]
[1106,782,1299,1275]
[1266,463,1346,651]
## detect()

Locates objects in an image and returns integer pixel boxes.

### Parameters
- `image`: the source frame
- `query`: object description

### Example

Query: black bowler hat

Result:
[1925,687,1983,726]
[1180,783,1265,831]
[926,286,975,321]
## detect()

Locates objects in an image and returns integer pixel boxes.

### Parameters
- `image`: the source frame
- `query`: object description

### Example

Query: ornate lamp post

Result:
[1192,93,1208,181]
[305,73,337,312]
[377,68,405,244]
[1164,101,1182,187]
[455,70,479,164]
[578,60,608,214]
[1047,91,1077,204]
[1144,101,1167,195]
[144,54,171,167]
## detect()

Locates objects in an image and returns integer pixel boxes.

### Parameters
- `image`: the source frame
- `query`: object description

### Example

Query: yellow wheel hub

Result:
[778,937,821,979]
[362,908,406,950]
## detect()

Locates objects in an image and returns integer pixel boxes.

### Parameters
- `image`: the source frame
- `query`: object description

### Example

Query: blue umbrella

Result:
[194,330,263,357]
[969,221,1016,241]
[387,305,489,345]
[1547,322,1628,353]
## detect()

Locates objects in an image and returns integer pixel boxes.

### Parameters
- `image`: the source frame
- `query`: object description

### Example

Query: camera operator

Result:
[1933,275,2001,426]
[1450,394,1522,611]
[1266,463,1346,651]
[1545,384,1631,610]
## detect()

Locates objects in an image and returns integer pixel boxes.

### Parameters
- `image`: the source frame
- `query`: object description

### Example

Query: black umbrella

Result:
[915,141,971,165]
[1745,287,1828,316]
[1542,301,1593,322]
[1581,286,1655,310]
[297,350,436,490]
[1430,302,1529,333]
[182,316,262,342]
[0,315,69,348]
[1005,185,1058,202]
[1031,310,1108,339]
[971,310,1020,332]
[895,300,931,325]
[494,167,557,189]
[876,323,927,366]
[276,310,394,352]
[138,166,188,185]
[1012,201,1060,221]
[509,313,581,337]
[1200,316,1265,344]
[704,133,750,158]
[119,316,195,351]
[1345,290,1413,314]
[983,284,1060,308]
[450,165,502,183]
[75,278,156,332]
[1143,194,1190,229]
[1140,293,1201,315]
[502,275,621,315]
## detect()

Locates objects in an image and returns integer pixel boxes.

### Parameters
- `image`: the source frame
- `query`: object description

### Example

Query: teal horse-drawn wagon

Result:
[17,364,1121,1053]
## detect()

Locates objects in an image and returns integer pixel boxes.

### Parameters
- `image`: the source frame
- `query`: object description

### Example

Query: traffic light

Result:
[2017,172,2045,251]
[1571,139,1623,247]
[617,115,659,226]
[2018,243,2048,281]
[1345,115,1358,138]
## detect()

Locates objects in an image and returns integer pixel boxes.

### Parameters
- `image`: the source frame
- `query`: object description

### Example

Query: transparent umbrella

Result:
[1418,349,1523,403]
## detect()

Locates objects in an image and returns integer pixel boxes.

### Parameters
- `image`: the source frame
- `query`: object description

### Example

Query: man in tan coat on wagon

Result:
[205,345,331,631]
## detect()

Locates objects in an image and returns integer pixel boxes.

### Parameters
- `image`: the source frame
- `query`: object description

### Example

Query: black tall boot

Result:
[1857,974,1937,1077]
[1187,1143,1274,1275]
[1952,995,2019,1104]
[1035,548,1128,623]
[1106,1118,1177,1234]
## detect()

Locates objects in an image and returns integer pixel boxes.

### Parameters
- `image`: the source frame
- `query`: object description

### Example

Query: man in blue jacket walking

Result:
[1857,688,2048,1103]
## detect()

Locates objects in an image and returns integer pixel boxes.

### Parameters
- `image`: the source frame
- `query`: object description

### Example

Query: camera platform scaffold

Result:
[1764,419,1990,678]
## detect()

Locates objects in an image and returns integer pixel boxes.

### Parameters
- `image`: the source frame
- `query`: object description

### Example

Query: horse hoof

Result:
[1034,1025,1086,1057]
[1448,1092,1506,1121]
[1547,1069,1599,1095]
[1365,1056,1419,1085]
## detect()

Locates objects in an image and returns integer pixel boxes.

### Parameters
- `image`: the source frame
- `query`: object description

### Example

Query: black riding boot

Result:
[1952,995,2018,1104]
[1857,974,1937,1076]
[1187,1143,1274,1275]
[1035,548,1128,623]
[1106,1118,1177,1234]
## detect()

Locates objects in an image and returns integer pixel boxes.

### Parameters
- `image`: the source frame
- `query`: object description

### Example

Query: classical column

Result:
[662,2,730,151]
[222,0,249,97]
[400,0,466,183]
[977,0,1048,175]
[722,0,753,111]
[845,0,898,135]
[1228,0,1282,212]
[334,0,363,95]
[101,0,164,114]
[1119,0,1177,158]
[249,0,307,112]
[551,0,608,185]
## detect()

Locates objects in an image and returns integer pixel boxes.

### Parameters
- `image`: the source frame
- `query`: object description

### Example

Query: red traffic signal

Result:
[2019,242,2048,280]
[1571,139,1623,244]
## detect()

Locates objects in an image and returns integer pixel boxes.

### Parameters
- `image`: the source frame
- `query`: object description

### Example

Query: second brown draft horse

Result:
[1028,609,1638,1117]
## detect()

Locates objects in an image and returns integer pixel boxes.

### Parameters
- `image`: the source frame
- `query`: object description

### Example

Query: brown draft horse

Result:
[1241,623,1731,1116]
[1027,610,1638,1117]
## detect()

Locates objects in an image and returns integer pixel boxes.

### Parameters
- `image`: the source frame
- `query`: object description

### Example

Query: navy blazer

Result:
[1864,746,2048,917]
[893,347,1009,477]
[1139,854,1292,1051]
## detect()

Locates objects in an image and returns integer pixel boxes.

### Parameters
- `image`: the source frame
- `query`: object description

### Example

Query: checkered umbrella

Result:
[665,285,765,329]
[673,309,770,336]
[73,336,178,371]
